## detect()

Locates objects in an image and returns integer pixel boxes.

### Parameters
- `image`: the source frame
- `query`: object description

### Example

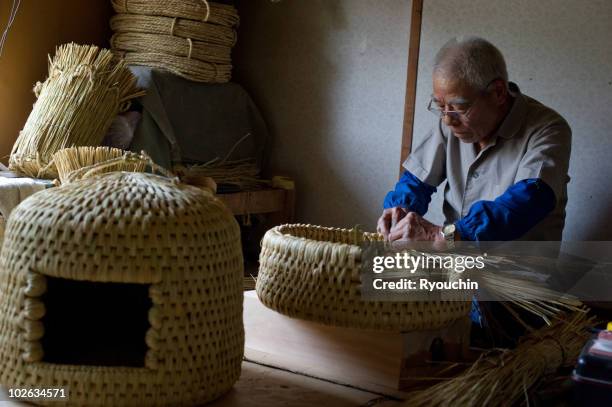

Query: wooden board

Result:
[399,0,424,176]
[244,291,472,397]
[217,189,288,215]
[243,290,406,397]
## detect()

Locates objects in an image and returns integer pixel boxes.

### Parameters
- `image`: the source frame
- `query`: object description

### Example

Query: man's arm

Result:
[383,171,437,215]
[378,171,437,239]
[378,123,448,239]
[387,118,570,243]
[455,178,556,241]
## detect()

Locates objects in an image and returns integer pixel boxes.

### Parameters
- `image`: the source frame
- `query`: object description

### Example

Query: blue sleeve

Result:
[456,179,556,241]
[383,170,437,216]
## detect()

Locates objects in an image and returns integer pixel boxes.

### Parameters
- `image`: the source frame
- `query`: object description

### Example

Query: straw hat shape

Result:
[0,172,244,406]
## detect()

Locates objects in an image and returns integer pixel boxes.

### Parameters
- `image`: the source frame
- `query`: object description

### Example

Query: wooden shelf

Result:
[217,188,295,223]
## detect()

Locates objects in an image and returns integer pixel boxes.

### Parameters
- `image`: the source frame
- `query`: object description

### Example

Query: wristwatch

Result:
[441,223,456,250]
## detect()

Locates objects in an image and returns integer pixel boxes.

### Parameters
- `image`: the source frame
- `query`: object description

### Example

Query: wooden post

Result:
[399,0,424,177]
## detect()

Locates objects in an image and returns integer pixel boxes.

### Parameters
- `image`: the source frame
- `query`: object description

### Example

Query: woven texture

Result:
[256,224,472,331]
[8,43,144,179]
[110,0,239,83]
[0,173,244,406]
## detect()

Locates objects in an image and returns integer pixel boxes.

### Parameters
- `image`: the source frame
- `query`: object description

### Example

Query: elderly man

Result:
[377,36,571,245]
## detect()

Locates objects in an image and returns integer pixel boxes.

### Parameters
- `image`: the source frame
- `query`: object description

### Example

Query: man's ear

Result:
[492,78,508,105]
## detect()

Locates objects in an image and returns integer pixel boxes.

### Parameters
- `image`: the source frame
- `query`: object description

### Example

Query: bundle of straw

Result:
[184,158,269,191]
[404,310,595,407]
[110,0,239,83]
[178,134,269,191]
[53,146,151,184]
[9,43,144,179]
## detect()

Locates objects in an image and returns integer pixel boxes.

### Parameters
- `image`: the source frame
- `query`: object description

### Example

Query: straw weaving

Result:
[0,172,244,406]
[256,224,473,331]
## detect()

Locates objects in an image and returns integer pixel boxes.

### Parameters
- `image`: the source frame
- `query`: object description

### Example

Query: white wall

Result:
[236,0,612,240]
[234,0,411,229]
[414,0,612,240]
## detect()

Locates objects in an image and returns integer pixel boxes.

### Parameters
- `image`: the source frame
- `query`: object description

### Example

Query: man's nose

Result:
[442,112,457,125]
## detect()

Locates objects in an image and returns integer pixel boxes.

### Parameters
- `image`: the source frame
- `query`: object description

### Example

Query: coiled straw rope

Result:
[111,0,239,28]
[115,51,231,83]
[111,32,232,64]
[9,43,145,179]
[110,13,237,47]
[110,0,239,83]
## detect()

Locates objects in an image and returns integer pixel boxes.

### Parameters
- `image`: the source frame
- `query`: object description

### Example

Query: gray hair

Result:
[433,36,508,91]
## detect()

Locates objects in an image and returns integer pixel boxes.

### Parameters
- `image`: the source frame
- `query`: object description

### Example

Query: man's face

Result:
[432,75,501,144]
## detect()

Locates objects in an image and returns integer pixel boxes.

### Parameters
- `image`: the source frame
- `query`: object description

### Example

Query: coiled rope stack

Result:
[110,0,240,83]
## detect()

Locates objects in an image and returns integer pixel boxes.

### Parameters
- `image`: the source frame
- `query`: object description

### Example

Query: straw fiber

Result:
[9,43,144,179]
[52,146,150,185]
[111,0,240,27]
[115,51,232,83]
[256,224,472,331]
[109,0,239,83]
[404,310,593,406]
[0,172,244,406]
[111,32,232,64]
[110,13,237,47]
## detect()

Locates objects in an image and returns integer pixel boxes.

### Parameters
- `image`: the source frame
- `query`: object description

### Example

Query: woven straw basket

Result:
[0,173,244,406]
[256,224,472,331]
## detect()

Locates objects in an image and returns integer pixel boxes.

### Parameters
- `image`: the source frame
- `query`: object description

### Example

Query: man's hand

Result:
[388,211,445,245]
[376,207,408,240]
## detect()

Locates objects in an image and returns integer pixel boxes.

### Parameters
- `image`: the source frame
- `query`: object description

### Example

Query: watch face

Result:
[443,224,456,236]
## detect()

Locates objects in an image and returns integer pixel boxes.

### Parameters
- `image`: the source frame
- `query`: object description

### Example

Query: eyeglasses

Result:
[427,78,500,121]
[427,98,475,121]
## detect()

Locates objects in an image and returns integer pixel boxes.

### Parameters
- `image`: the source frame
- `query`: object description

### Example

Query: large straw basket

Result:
[256,224,472,331]
[0,173,244,406]
[9,43,144,179]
